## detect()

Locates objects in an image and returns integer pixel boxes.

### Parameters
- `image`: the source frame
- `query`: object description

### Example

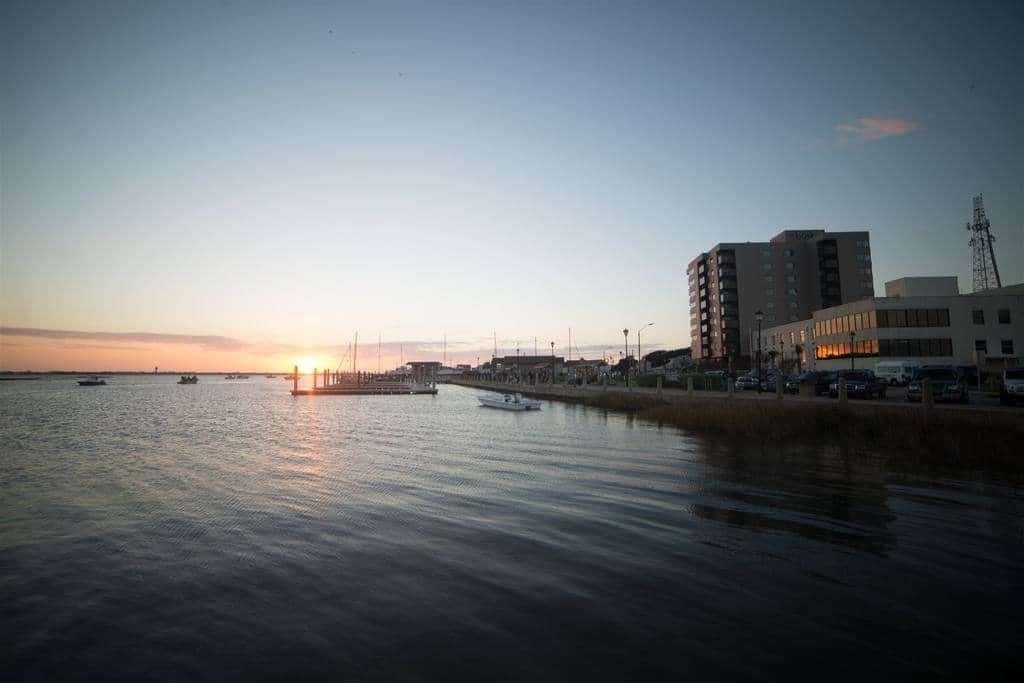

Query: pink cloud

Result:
[836,117,919,142]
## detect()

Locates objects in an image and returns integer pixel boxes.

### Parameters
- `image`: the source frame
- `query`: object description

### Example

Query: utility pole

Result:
[754,311,763,392]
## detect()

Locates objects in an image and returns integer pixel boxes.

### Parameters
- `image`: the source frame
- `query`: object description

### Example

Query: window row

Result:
[879,338,953,358]
[877,308,950,328]
[815,339,879,359]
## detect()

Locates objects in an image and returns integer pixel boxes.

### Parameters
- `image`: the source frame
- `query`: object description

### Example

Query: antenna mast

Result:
[968,194,1002,291]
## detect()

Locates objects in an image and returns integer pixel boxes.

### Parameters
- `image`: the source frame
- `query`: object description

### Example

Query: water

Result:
[2,377,1022,681]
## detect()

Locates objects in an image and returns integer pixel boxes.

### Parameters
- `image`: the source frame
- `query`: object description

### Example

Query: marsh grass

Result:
[467,381,1024,466]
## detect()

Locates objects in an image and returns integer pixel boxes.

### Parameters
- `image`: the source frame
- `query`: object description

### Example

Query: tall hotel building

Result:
[687,229,874,361]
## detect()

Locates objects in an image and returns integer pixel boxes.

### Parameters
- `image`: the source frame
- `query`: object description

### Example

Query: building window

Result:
[785,262,795,271]
[787,288,797,295]
[765,301,775,309]
[998,309,1011,324]
[972,309,984,324]
[764,275,774,283]
[761,248,772,257]
[856,240,869,248]
[762,263,773,271]
[860,281,873,290]
[856,253,871,261]
[1002,339,1014,355]
[788,301,798,309]
[975,339,987,353]
[765,288,775,296]
[766,314,775,323]
[877,338,952,358]
[783,249,794,257]
[785,274,797,283]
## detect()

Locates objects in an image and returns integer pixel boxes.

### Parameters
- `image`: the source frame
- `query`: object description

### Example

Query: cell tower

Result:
[967,194,1001,292]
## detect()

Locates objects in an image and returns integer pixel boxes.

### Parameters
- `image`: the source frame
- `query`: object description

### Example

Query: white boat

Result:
[478,392,542,411]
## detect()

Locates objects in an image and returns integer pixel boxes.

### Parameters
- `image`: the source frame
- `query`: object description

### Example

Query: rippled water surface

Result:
[2,377,1022,680]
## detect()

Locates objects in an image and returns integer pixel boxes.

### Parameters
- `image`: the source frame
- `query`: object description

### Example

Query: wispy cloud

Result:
[836,117,919,143]
[0,327,253,351]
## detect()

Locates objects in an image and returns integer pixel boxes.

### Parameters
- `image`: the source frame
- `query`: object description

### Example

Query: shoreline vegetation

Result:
[455,380,1024,468]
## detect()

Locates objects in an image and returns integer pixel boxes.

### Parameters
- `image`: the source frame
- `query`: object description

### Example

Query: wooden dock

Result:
[289,365,438,396]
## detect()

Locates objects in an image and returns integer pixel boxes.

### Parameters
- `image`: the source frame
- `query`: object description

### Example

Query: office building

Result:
[687,229,873,362]
[759,277,1024,372]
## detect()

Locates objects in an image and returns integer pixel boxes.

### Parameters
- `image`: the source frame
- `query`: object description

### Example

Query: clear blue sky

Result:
[2,0,1021,370]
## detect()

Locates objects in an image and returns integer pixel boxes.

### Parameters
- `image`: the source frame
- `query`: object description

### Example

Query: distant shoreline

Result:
[0,371,298,376]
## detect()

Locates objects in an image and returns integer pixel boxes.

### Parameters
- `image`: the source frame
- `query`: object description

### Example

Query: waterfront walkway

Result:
[451,379,1020,415]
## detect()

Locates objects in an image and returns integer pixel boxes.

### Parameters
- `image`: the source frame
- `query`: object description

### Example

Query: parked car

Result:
[735,374,759,391]
[784,374,801,394]
[786,371,833,396]
[828,370,887,399]
[999,367,1024,406]
[874,360,920,386]
[906,366,969,404]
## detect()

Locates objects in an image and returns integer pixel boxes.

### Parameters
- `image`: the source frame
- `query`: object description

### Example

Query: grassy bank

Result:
[457,381,1024,467]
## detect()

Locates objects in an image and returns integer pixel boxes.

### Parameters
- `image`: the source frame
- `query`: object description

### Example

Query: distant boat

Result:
[225,374,237,380]
[283,374,298,380]
[235,374,249,379]
[178,375,198,384]
[264,374,276,378]
[78,376,107,386]
[478,393,541,411]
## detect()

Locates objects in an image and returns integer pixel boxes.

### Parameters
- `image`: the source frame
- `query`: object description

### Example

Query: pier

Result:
[290,365,438,396]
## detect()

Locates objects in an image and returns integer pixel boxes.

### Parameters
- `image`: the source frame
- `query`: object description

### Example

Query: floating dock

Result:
[289,366,438,396]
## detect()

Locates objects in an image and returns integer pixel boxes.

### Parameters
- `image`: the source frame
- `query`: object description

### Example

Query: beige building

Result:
[760,277,1024,372]
[688,229,873,362]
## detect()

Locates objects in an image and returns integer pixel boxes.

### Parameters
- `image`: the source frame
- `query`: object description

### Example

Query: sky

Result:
[1,0,1022,371]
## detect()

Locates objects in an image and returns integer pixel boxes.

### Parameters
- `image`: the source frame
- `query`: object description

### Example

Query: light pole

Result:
[849,331,855,372]
[637,322,653,374]
[754,310,763,392]
[622,328,630,387]
[550,341,555,383]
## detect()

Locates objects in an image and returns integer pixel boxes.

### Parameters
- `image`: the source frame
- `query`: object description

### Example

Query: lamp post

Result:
[754,310,763,392]
[622,328,630,388]
[638,322,653,375]
[550,341,555,383]
[849,331,855,372]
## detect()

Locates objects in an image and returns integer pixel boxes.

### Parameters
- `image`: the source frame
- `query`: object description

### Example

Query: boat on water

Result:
[478,393,542,411]
[283,374,298,380]
[78,376,107,386]
[235,374,249,379]
[225,374,237,379]
[178,375,199,384]
[264,375,276,378]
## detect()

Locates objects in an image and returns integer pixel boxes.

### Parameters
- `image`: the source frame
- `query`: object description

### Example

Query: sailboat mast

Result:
[353,332,358,374]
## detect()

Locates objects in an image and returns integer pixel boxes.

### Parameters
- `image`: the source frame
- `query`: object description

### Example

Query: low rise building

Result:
[759,277,1023,373]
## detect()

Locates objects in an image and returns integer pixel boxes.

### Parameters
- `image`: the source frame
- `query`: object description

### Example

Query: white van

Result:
[874,361,920,386]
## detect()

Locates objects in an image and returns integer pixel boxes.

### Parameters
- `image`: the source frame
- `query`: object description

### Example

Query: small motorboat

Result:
[283,374,298,380]
[225,374,237,380]
[478,392,542,411]
[235,374,249,379]
[264,375,276,378]
[78,376,107,386]
[177,375,199,384]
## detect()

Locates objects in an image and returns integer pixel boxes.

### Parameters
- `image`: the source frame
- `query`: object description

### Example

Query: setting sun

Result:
[297,357,318,374]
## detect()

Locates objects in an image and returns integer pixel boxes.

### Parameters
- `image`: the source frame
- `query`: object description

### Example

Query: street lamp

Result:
[637,322,653,374]
[754,310,763,392]
[550,340,555,383]
[849,330,855,372]
[622,328,630,387]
